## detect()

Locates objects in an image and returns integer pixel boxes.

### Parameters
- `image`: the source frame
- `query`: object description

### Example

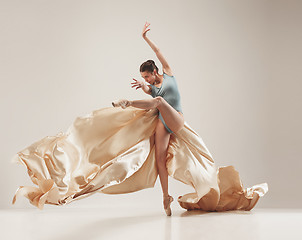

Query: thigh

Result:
[156,97,184,133]
[159,113,173,133]
[155,119,171,161]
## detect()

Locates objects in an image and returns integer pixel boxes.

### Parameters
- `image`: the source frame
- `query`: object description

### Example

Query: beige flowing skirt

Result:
[11,106,268,211]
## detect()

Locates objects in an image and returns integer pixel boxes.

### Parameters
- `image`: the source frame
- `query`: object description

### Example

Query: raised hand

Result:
[142,21,151,38]
[131,78,145,90]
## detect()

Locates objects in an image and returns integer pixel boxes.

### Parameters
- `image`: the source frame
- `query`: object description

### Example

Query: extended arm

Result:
[142,22,173,74]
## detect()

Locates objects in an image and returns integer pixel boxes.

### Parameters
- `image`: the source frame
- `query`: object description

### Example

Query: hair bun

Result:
[147,60,154,65]
[139,59,158,74]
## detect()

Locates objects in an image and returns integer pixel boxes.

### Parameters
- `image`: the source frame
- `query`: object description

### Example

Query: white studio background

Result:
[1,0,301,209]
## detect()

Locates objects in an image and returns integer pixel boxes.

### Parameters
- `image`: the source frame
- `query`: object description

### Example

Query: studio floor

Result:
[1,205,301,240]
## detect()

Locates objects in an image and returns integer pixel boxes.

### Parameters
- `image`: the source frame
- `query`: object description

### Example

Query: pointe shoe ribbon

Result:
[112,99,131,109]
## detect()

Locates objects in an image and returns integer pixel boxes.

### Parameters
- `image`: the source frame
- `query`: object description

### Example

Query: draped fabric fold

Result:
[11,106,268,211]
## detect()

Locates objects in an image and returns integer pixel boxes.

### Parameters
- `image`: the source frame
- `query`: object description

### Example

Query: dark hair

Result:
[140,60,158,74]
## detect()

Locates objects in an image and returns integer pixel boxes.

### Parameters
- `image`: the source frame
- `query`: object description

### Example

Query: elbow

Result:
[154,48,160,53]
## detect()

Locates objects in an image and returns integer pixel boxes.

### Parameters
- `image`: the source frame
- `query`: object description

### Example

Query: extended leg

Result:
[129,97,184,133]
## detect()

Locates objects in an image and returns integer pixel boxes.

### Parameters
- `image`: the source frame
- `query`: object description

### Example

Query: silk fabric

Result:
[11,106,268,211]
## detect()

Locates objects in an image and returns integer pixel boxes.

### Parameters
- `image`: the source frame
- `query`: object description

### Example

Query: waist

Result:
[163,96,182,109]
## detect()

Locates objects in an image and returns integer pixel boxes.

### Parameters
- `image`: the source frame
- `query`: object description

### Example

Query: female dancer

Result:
[11,22,268,216]
[112,22,184,216]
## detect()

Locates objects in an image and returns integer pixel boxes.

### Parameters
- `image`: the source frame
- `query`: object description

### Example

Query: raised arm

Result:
[142,22,173,75]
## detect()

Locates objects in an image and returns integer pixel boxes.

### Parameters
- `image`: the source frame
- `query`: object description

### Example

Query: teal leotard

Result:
[149,72,183,133]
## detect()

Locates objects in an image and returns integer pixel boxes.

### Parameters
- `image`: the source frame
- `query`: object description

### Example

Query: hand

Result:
[131,78,146,90]
[142,21,151,38]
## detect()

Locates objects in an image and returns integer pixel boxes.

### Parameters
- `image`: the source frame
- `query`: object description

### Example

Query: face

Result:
[140,70,156,84]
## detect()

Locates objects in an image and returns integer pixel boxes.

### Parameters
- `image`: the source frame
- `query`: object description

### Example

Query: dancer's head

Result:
[140,60,159,84]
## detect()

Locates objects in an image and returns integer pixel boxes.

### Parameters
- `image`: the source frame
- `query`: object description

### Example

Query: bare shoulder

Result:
[163,67,174,77]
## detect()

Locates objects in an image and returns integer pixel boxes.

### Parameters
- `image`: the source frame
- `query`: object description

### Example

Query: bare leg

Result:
[155,119,172,209]
[130,97,184,133]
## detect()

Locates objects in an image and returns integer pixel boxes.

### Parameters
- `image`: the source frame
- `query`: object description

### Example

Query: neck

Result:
[154,74,163,85]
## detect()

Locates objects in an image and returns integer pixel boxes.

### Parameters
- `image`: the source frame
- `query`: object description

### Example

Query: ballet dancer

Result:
[112,22,184,216]
[11,21,268,216]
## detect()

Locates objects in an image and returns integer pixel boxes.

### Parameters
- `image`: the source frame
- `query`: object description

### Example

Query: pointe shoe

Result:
[112,99,131,109]
[163,195,174,216]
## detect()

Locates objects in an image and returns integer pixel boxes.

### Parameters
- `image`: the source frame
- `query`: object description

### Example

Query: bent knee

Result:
[155,96,164,106]
[156,156,168,164]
